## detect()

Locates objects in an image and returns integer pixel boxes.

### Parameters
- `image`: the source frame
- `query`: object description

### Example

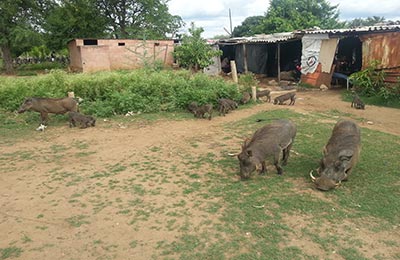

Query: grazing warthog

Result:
[68,112,96,128]
[238,119,297,179]
[240,92,251,104]
[351,94,365,110]
[192,104,213,120]
[273,92,296,105]
[310,120,361,191]
[256,89,271,102]
[218,98,238,116]
[18,97,78,125]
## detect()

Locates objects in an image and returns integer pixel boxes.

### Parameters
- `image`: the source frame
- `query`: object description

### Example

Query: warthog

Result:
[68,112,96,128]
[273,92,296,105]
[190,103,213,120]
[351,94,365,110]
[187,101,199,113]
[238,119,297,179]
[18,97,78,125]
[240,92,251,104]
[256,89,271,102]
[310,120,361,191]
[218,98,238,116]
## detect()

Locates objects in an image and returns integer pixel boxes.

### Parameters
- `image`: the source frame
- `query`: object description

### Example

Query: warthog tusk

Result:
[309,170,316,182]
[335,181,342,188]
[228,152,237,157]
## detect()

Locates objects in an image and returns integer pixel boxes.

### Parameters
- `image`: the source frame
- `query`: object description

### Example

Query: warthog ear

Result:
[338,149,354,161]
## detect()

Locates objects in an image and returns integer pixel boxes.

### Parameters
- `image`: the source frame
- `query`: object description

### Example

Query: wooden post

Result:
[277,43,281,83]
[230,60,238,83]
[251,86,257,101]
[243,44,248,73]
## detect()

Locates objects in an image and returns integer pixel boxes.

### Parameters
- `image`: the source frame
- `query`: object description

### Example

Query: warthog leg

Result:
[40,112,49,125]
[273,153,284,175]
[257,161,267,175]
[281,140,293,166]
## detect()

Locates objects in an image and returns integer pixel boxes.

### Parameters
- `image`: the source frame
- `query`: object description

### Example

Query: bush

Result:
[0,69,240,117]
[349,60,388,96]
[348,60,400,107]
[238,73,259,92]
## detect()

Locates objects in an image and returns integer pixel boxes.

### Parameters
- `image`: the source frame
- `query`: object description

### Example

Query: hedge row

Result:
[0,69,241,117]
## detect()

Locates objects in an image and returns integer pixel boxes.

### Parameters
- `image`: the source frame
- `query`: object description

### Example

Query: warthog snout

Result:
[237,152,257,179]
[309,170,341,191]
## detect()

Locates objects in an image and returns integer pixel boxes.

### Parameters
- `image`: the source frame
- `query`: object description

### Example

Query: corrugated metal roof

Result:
[218,32,297,44]
[217,24,400,44]
[296,24,400,35]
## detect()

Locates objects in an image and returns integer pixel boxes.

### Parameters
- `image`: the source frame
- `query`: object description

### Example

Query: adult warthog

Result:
[310,120,361,191]
[238,119,297,179]
[18,97,78,125]
[273,92,296,105]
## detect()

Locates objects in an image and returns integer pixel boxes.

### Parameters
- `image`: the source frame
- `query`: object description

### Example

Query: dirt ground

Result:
[1,89,399,259]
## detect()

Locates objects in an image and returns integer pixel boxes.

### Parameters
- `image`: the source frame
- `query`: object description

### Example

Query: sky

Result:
[167,0,400,38]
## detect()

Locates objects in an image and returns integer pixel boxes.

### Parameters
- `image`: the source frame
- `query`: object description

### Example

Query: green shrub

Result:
[238,72,259,92]
[348,60,400,107]
[0,69,240,117]
[349,60,390,97]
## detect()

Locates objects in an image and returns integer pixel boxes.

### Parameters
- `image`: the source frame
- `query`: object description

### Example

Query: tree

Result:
[43,0,109,50]
[95,0,183,39]
[173,23,222,71]
[261,0,343,33]
[232,16,264,37]
[0,0,43,73]
[345,16,385,28]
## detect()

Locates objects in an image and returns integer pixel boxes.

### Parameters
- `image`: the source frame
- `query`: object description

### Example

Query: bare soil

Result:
[1,89,399,259]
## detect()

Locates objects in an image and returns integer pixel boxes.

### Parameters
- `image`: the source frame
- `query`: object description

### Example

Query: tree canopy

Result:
[0,0,45,73]
[0,0,183,73]
[173,23,222,71]
[232,16,264,37]
[345,16,385,28]
[232,0,344,37]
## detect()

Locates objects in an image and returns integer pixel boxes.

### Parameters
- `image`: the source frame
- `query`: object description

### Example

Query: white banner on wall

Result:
[301,34,329,74]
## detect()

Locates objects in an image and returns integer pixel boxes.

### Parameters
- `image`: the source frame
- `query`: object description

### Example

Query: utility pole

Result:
[229,8,232,36]
[224,9,233,37]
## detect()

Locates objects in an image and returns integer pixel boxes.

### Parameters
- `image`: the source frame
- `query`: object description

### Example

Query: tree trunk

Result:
[1,44,14,74]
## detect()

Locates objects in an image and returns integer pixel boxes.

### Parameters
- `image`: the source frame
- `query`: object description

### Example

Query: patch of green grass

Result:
[21,234,32,244]
[159,109,400,259]
[338,247,368,260]
[72,141,89,149]
[129,240,138,249]
[75,151,96,158]
[50,144,68,153]
[107,163,127,173]
[65,215,90,227]
[341,90,400,109]
[35,226,48,230]
[0,247,23,260]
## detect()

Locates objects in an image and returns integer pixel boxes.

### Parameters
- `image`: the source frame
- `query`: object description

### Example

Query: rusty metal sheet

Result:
[360,32,400,70]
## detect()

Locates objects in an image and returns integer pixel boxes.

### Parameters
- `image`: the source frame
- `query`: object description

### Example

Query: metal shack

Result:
[68,39,175,73]
[218,24,400,88]
[297,24,400,87]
